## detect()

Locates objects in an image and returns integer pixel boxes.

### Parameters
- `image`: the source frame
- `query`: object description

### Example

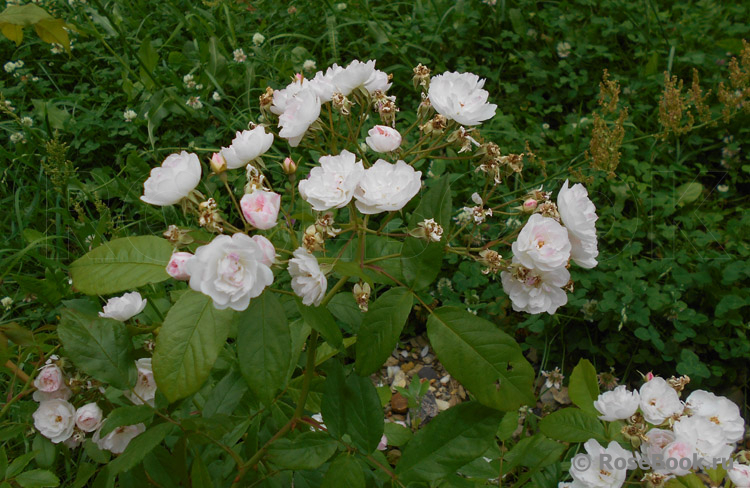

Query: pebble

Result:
[436,399,451,411]
[440,375,451,384]
[400,350,409,358]
[401,361,415,373]
[385,356,399,367]
[420,345,430,357]
[387,366,401,380]
[458,385,466,399]
[392,370,407,388]
[423,354,434,364]
[407,364,423,377]
[417,366,439,381]
[391,392,409,414]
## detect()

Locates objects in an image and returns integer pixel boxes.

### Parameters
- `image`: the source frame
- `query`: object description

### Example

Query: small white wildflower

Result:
[1,297,12,310]
[4,62,16,73]
[123,109,137,122]
[556,41,571,58]
[233,48,247,63]
[454,207,473,226]
[717,184,729,193]
[14,60,24,69]
[303,59,316,71]
[51,43,65,55]
[31,76,39,82]
[542,123,550,130]
[252,33,265,46]
[526,28,538,39]
[183,74,196,89]
[195,83,203,90]
[21,116,33,127]
[482,0,497,5]
[10,132,25,144]
[4,100,15,112]
[186,96,203,109]
[335,2,347,10]
[212,91,221,102]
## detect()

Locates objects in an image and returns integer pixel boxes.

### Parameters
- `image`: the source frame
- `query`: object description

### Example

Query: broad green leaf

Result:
[139,38,158,73]
[0,447,6,479]
[676,182,703,206]
[82,440,110,464]
[539,409,607,443]
[32,435,55,469]
[153,290,234,403]
[190,455,214,488]
[70,236,173,295]
[70,463,97,488]
[321,362,384,453]
[34,18,69,51]
[58,309,136,390]
[236,291,291,404]
[716,294,745,316]
[99,405,153,437]
[497,411,519,441]
[14,469,59,488]
[267,432,337,470]
[1,23,23,44]
[297,301,342,348]
[501,434,565,474]
[108,423,174,474]
[6,452,37,478]
[384,422,412,447]
[666,473,708,488]
[202,369,248,418]
[396,401,503,483]
[401,176,452,290]
[354,288,413,376]
[322,455,365,488]
[568,359,600,416]
[426,307,535,411]
[327,292,362,333]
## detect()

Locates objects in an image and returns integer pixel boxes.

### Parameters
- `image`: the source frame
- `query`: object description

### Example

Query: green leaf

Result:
[34,18,69,51]
[322,455,365,488]
[497,411,519,441]
[501,434,565,473]
[70,463,97,488]
[153,290,234,403]
[297,301,342,348]
[236,291,291,404]
[716,294,745,316]
[70,236,173,295]
[139,38,158,73]
[58,308,136,390]
[0,447,7,479]
[401,176,452,290]
[108,423,174,474]
[568,359,600,416]
[539,409,607,443]
[384,422,412,447]
[396,401,503,483]
[82,440,110,464]
[99,405,153,437]
[6,452,37,478]
[675,182,703,206]
[666,473,709,488]
[321,362,384,453]
[426,307,535,411]
[32,435,55,469]
[14,469,59,488]
[354,288,413,376]
[190,455,214,488]
[267,432,338,470]
[327,292,363,333]
[202,369,248,418]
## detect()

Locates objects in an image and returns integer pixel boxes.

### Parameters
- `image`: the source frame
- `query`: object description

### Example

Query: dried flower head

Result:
[541,367,564,390]
[198,198,223,233]
[332,92,354,116]
[477,249,503,275]
[597,368,619,390]
[412,63,431,90]
[303,225,325,252]
[666,375,690,394]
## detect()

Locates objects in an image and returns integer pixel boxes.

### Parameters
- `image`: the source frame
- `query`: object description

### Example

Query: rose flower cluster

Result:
[560,374,749,487]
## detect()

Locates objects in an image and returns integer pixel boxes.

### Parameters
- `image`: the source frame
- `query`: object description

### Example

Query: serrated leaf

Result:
[70,236,173,295]
[58,309,136,390]
[99,405,153,437]
[321,362,384,453]
[426,307,535,411]
[354,288,413,376]
[267,431,337,470]
[152,290,234,403]
[568,359,600,416]
[539,409,607,443]
[297,301,342,348]
[396,401,502,483]
[236,291,291,404]
[322,455,365,488]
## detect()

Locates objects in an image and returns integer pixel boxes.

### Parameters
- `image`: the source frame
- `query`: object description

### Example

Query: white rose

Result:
[33,399,76,443]
[32,385,72,402]
[729,464,750,488]
[639,377,684,425]
[99,291,147,321]
[220,127,274,169]
[569,439,631,488]
[166,252,193,281]
[427,72,497,126]
[661,440,696,476]
[512,214,571,272]
[593,386,641,421]
[93,423,146,454]
[673,415,734,460]
[251,235,276,267]
[366,125,402,153]
[34,364,64,393]
[298,150,365,211]
[141,151,202,206]
[75,403,103,432]
[272,80,321,147]
[125,358,157,406]
[288,247,327,306]
[353,159,422,214]
[187,233,274,311]
[500,258,569,315]
[685,390,745,443]
[640,428,675,467]
[557,180,599,269]
[309,64,343,102]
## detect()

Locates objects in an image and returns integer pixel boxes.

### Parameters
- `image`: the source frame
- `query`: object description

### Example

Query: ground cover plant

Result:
[1,0,749,487]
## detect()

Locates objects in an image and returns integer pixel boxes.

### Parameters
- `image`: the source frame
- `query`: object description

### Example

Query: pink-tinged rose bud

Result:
[366,125,402,153]
[645,371,655,381]
[377,433,388,451]
[34,364,64,393]
[240,190,281,230]
[523,198,538,212]
[75,403,103,433]
[210,152,227,174]
[251,235,276,267]
[166,252,193,281]
[281,157,297,175]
